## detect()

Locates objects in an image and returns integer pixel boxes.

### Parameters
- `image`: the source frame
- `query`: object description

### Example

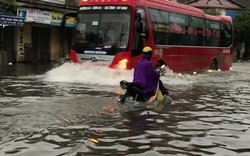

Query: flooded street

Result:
[0,62,250,156]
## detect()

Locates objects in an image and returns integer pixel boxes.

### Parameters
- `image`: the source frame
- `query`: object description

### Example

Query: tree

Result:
[234,6,250,60]
[202,8,221,16]
[0,0,18,13]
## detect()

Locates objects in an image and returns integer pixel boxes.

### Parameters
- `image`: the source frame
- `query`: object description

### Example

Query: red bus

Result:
[69,0,233,73]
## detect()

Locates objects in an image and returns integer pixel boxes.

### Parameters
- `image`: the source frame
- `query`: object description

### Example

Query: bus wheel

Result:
[155,61,165,69]
[210,59,218,70]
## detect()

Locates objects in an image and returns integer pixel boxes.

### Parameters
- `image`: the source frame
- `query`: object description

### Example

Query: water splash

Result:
[44,62,133,86]
[44,62,250,87]
[43,62,200,86]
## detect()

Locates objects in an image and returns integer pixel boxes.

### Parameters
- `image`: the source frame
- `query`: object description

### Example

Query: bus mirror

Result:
[135,13,141,22]
[136,21,143,33]
[135,13,144,33]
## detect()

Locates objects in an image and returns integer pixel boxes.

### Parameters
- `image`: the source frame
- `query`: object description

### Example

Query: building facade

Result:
[1,0,79,65]
[15,0,78,64]
[186,0,249,17]
[0,1,24,65]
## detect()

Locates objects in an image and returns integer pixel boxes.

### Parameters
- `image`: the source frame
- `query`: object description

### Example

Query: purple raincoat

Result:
[133,53,159,99]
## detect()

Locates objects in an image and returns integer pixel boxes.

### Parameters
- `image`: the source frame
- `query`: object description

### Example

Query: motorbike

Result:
[118,65,172,105]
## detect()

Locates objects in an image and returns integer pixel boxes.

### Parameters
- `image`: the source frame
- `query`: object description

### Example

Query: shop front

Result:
[0,13,24,65]
[16,7,75,64]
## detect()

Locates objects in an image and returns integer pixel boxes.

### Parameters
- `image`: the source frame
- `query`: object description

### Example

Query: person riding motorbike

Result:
[133,46,160,100]
[119,46,171,103]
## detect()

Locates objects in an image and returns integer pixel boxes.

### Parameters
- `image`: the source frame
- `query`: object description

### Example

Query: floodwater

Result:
[0,62,250,156]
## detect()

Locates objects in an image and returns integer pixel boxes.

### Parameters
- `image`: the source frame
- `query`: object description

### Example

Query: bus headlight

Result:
[118,59,128,69]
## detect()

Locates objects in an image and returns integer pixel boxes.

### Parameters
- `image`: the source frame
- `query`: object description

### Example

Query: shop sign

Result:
[17,9,27,20]
[51,11,75,27]
[18,8,51,24]
[18,27,25,62]
[0,15,24,26]
[40,0,65,5]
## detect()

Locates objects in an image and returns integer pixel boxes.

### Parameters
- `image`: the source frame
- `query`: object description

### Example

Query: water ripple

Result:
[0,62,250,155]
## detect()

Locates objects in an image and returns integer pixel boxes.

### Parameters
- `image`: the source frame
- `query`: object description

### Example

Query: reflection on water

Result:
[0,62,250,155]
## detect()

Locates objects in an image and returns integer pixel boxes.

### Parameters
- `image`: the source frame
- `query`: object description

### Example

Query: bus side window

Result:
[206,20,220,47]
[132,7,149,57]
[190,17,205,46]
[169,13,189,45]
[149,8,169,45]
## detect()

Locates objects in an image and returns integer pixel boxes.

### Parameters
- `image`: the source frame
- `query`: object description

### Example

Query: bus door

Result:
[131,7,149,66]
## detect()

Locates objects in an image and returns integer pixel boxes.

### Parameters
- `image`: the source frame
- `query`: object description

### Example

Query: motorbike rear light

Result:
[118,59,128,69]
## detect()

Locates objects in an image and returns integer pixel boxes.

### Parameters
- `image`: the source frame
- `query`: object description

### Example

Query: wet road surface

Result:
[0,62,250,156]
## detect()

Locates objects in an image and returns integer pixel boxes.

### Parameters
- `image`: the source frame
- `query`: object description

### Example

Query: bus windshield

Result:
[72,6,132,55]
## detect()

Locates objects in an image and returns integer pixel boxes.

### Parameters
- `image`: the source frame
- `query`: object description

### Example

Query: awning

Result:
[0,14,24,27]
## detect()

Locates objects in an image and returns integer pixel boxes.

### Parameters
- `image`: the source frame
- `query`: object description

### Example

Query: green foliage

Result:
[234,6,250,44]
[0,0,18,13]
[234,6,250,59]
[203,8,221,16]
